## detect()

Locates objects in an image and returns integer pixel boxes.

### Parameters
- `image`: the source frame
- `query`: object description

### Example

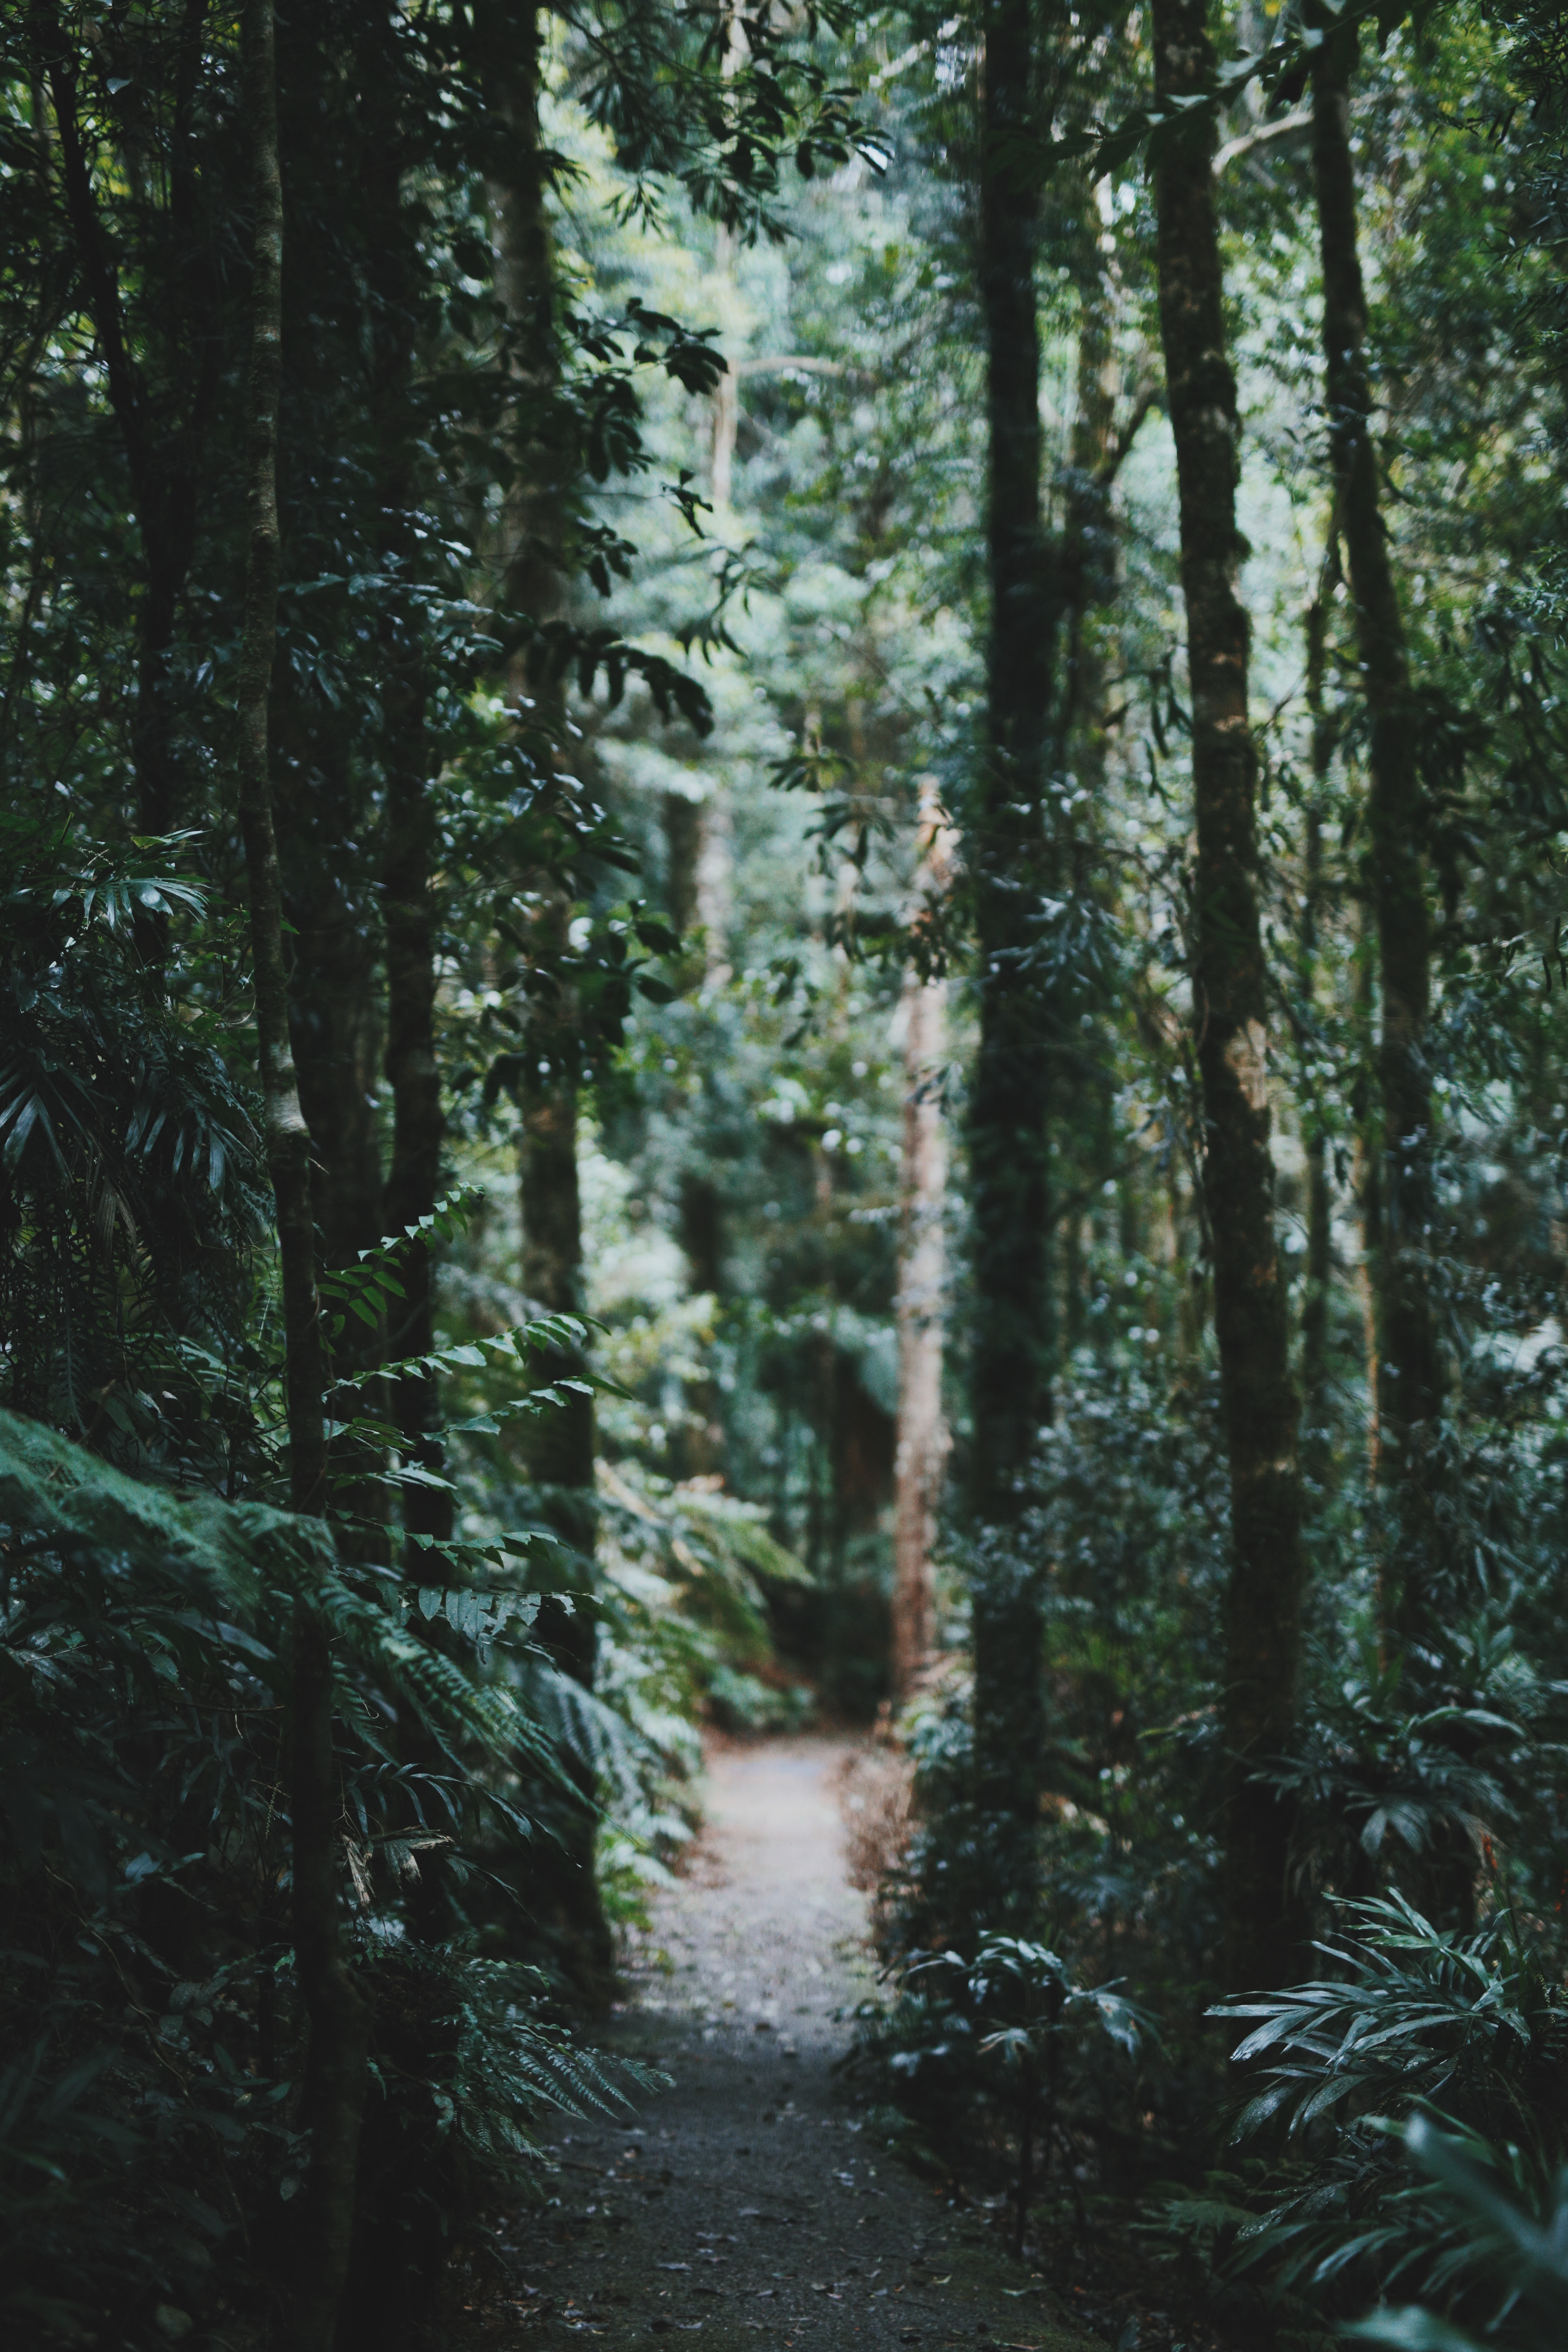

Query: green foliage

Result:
[0,819,268,1460]
[1175,1900,1568,2340]
[12,0,1568,2343]
[855,1931,1148,2256]
[1350,2114,1568,2352]
[0,1392,640,2343]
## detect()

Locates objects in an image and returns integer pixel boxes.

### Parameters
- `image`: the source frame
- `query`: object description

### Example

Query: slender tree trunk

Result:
[286,897,386,1279]
[1151,0,1308,1993]
[1351,896,1383,1492]
[663,790,702,938]
[365,32,448,1553]
[485,4,561,632]
[1062,189,1120,770]
[270,4,391,1485]
[696,788,734,983]
[893,982,947,1696]
[234,7,366,2342]
[518,916,597,1655]
[1058,191,1155,1368]
[967,0,1056,1892]
[483,2,612,2000]
[382,738,447,1543]
[131,570,181,838]
[1311,30,1445,1645]
[710,356,738,513]
[1300,575,1336,1497]
[893,798,952,1698]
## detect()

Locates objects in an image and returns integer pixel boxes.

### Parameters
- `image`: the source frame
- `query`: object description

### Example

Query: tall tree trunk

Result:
[382,736,446,1545]
[1151,0,1308,1994]
[1300,572,1336,1498]
[1352,897,1383,1491]
[485,3,561,632]
[893,799,953,1700]
[234,7,366,2342]
[967,0,1057,1899]
[271,3,391,1441]
[483,1,612,2001]
[696,787,734,983]
[364,28,448,1554]
[518,909,597,1666]
[663,790,703,938]
[893,980,947,1697]
[1311,28,1445,1645]
[1062,188,1120,770]
[710,357,738,513]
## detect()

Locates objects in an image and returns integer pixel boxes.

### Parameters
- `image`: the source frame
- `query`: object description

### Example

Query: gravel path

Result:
[466,1736,1099,2352]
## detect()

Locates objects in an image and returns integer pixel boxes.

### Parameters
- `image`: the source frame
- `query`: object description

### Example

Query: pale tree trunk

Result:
[706,10,743,513]
[1152,0,1309,1994]
[710,355,738,513]
[235,4,365,2340]
[892,796,954,1700]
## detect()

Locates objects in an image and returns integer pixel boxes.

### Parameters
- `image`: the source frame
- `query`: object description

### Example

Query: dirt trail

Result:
[464,1736,1098,2352]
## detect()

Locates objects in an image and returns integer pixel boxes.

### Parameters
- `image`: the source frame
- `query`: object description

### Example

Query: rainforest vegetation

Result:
[6,0,1568,2346]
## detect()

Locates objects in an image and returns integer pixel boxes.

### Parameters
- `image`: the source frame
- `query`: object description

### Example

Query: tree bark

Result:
[482,1,612,2001]
[1311,29,1445,1643]
[484,3,563,632]
[234,6,366,2342]
[1152,0,1308,1994]
[270,1,392,1430]
[518,908,598,1667]
[364,21,448,1553]
[1061,184,1122,768]
[893,979,947,1698]
[663,790,703,938]
[893,799,953,1700]
[1300,573,1336,1498]
[967,0,1056,1883]
[382,729,447,1544]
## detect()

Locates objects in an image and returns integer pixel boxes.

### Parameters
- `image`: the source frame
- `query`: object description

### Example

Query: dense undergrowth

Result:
[11,0,1568,2348]
[0,833,812,2346]
[852,1331,1568,2348]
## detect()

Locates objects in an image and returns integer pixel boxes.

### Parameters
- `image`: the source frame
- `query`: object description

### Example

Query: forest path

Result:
[462,1736,1097,2352]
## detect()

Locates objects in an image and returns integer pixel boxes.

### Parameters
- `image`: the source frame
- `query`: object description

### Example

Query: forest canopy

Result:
[5,0,1568,2347]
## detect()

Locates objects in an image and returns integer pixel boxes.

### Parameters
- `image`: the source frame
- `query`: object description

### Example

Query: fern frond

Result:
[0,1407,331,1610]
